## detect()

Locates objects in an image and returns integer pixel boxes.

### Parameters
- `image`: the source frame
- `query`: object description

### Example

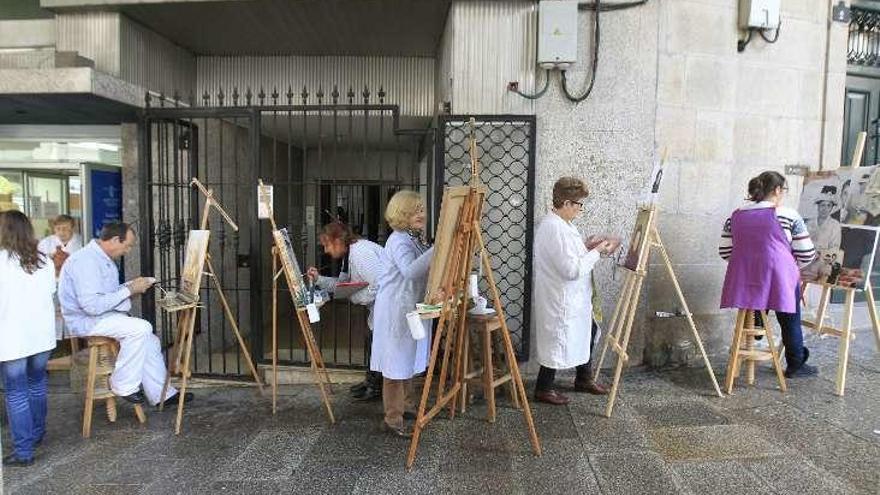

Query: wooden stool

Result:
[459,314,520,422]
[82,337,147,438]
[724,310,787,394]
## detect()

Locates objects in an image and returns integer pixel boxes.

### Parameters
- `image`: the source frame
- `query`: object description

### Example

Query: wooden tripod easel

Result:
[260,180,335,423]
[406,121,540,469]
[594,205,723,418]
[801,280,880,395]
[159,178,265,435]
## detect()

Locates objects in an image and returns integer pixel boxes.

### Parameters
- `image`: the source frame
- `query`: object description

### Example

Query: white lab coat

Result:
[0,251,56,362]
[371,231,434,380]
[315,239,384,329]
[533,212,601,369]
[37,234,82,257]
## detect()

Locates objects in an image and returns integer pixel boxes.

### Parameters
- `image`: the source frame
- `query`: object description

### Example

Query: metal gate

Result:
[139,87,430,377]
[436,115,536,359]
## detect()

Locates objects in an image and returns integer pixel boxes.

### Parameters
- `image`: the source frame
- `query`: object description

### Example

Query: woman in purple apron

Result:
[719,171,818,378]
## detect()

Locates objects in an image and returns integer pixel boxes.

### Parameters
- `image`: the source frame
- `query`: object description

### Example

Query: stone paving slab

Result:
[2,330,878,494]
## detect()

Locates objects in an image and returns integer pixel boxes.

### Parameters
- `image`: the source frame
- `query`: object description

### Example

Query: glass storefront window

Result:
[27,174,68,238]
[0,170,24,212]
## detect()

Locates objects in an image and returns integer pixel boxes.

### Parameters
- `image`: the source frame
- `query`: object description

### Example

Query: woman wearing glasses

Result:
[532,177,614,405]
[719,171,818,378]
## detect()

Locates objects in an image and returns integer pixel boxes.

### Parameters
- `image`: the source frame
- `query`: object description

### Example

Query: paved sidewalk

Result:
[3,324,880,494]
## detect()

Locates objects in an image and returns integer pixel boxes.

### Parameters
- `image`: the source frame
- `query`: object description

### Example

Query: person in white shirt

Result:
[37,214,82,276]
[307,221,385,400]
[532,177,613,406]
[58,222,192,408]
[37,214,82,340]
[0,211,57,467]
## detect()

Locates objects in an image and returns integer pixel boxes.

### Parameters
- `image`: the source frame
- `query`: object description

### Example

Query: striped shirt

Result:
[719,201,816,268]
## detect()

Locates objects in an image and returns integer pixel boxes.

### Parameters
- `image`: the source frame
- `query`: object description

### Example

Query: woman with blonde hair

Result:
[372,190,434,437]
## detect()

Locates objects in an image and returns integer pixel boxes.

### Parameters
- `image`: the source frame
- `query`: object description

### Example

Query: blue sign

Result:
[89,169,122,238]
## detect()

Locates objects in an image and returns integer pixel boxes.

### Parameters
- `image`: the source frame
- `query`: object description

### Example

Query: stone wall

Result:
[648,0,848,366]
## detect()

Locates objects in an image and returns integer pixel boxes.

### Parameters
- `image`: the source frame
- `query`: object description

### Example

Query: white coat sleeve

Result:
[349,245,382,306]
[545,224,600,282]
[389,241,434,281]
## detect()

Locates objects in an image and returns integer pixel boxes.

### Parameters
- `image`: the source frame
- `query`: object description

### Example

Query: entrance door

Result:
[843,75,880,167]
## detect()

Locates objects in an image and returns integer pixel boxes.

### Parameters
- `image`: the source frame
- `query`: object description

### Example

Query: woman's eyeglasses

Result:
[569,200,584,209]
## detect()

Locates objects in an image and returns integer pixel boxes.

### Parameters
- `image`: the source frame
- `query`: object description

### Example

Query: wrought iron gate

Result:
[436,115,536,359]
[140,87,430,377]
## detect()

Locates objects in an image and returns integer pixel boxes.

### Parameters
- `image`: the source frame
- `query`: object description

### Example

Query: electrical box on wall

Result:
[738,0,781,29]
[537,0,578,69]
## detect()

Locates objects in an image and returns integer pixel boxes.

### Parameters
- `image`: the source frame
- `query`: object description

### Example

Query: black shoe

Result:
[157,392,194,409]
[353,386,382,401]
[349,380,368,394]
[118,390,145,404]
[785,363,818,378]
[785,348,817,378]
[3,454,34,467]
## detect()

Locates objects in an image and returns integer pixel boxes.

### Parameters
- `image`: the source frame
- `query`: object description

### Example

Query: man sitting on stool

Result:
[59,222,192,407]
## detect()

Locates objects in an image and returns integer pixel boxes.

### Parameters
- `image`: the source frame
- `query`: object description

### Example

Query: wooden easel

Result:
[406,119,541,469]
[798,130,880,395]
[594,205,723,418]
[801,280,880,395]
[159,178,265,435]
[260,180,335,423]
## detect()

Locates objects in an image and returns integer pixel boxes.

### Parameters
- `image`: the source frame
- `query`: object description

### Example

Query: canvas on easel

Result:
[594,152,723,418]
[259,179,335,422]
[158,178,265,435]
[424,185,486,305]
[798,131,880,396]
[406,118,540,470]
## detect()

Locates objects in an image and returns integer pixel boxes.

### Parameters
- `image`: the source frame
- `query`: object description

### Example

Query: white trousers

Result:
[89,314,177,406]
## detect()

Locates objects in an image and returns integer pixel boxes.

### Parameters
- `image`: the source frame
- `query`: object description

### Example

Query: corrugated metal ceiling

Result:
[112,0,452,57]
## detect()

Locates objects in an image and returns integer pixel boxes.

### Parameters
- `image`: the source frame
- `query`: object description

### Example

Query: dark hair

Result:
[319,221,360,246]
[99,221,132,242]
[0,210,45,274]
[747,171,786,202]
[53,214,75,227]
[552,177,589,208]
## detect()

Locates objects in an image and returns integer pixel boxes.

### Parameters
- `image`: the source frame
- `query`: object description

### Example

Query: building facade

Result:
[0,0,862,376]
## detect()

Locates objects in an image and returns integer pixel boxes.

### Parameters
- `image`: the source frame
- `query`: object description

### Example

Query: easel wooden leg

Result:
[654,229,723,397]
[407,312,450,469]
[477,244,541,456]
[863,281,880,353]
[724,310,746,394]
[160,311,189,412]
[760,311,787,392]
[205,257,264,395]
[594,273,633,382]
[836,289,855,396]
[272,254,279,415]
[298,311,335,423]
[174,311,197,435]
[605,274,642,418]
